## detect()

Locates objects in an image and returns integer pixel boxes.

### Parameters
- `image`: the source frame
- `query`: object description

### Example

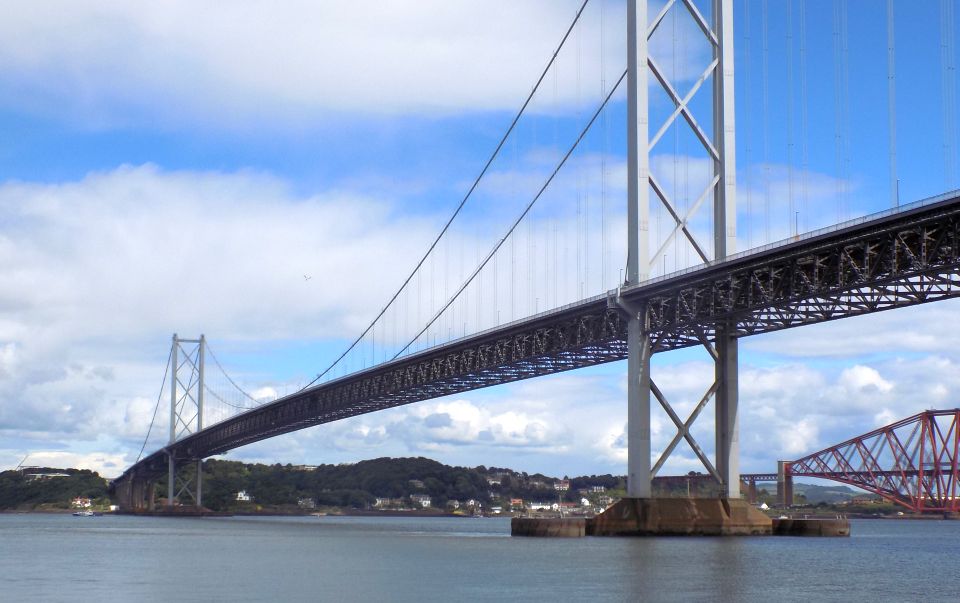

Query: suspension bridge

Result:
[112,0,960,531]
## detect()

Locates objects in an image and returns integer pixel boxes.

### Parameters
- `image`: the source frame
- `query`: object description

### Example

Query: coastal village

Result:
[2,458,891,519]
[272,470,617,517]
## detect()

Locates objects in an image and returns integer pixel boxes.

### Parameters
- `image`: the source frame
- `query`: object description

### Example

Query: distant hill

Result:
[174,457,625,512]
[0,468,109,510]
[3,459,871,512]
[157,458,880,511]
[792,482,873,504]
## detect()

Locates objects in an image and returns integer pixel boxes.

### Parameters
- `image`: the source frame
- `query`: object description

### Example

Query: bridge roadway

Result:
[118,192,960,485]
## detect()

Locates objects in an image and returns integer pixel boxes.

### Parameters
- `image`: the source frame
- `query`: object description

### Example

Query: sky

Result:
[2,0,960,482]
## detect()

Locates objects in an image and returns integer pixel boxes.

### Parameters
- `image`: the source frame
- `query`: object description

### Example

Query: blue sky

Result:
[1,1,959,482]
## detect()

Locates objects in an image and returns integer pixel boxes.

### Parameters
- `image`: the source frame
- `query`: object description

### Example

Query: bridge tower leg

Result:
[595,0,768,535]
[166,333,206,509]
[624,0,652,500]
[713,0,740,501]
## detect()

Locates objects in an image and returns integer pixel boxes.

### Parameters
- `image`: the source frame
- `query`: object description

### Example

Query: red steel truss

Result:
[788,409,960,513]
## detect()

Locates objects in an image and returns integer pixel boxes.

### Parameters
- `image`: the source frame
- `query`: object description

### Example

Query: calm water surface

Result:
[1,514,957,601]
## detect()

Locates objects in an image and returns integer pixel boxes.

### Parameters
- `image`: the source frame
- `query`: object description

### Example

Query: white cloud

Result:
[0,1,721,132]
[0,1,626,128]
[775,418,819,457]
[0,164,452,460]
[384,398,571,452]
[0,160,631,466]
[251,387,279,401]
[837,365,893,395]
[0,450,127,477]
[0,164,436,344]
[745,301,960,358]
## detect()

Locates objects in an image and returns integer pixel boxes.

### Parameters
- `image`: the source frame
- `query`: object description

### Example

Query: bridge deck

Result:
[120,192,960,483]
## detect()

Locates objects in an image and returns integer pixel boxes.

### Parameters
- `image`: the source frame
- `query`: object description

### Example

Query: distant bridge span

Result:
[115,192,960,505]
[785,409,960,513]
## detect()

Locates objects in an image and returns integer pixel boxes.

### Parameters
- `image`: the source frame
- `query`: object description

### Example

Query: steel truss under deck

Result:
[117,193,960,488]
[641,194,960,349]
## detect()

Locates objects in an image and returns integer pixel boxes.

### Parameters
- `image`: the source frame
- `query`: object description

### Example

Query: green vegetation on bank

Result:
[0,468,109,511]
[0,458,882,515]
[156,457,626,513]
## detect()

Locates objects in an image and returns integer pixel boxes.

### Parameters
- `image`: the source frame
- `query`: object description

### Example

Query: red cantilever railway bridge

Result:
[742,409,960,513]
[787,409,960,513]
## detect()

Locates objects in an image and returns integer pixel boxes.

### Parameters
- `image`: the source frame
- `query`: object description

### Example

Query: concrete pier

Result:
[587,498,772,536]
[511,517,586,537]
[771,517,850,536]
[510,501,855,538]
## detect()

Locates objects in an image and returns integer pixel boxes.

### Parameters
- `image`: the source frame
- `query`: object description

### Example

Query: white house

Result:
[236,490,252,502]
[410,494,431,508]
[528,501,554,511]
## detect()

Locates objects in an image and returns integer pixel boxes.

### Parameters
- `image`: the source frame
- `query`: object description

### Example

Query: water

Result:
[1,514,957,602]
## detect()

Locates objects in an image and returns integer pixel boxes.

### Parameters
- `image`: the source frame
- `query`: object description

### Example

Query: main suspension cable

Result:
[136,346,173,463]
[394,68,628,360]
[205,341,261,405]
[203,383,259,411]
[299,0,592,392]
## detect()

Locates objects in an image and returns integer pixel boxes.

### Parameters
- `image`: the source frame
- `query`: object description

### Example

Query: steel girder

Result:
[739,473,778,482]
[788,409,960,513]
[123,307,628,481]
[632,196,960,351]
[115,194,960,486]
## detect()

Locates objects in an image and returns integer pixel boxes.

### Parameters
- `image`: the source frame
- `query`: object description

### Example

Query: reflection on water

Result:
[1,514,957,602]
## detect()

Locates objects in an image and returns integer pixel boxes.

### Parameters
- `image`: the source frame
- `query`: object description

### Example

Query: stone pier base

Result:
[511,517,586,537]
[771,517,850,536]
[587,498,772,536]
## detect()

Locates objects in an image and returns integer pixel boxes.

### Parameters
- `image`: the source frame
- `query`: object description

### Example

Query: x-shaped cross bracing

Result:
[646,0,723,273]
[640,0,734,486]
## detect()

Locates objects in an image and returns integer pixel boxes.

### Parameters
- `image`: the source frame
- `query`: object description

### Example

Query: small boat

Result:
[72,510,97,517]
